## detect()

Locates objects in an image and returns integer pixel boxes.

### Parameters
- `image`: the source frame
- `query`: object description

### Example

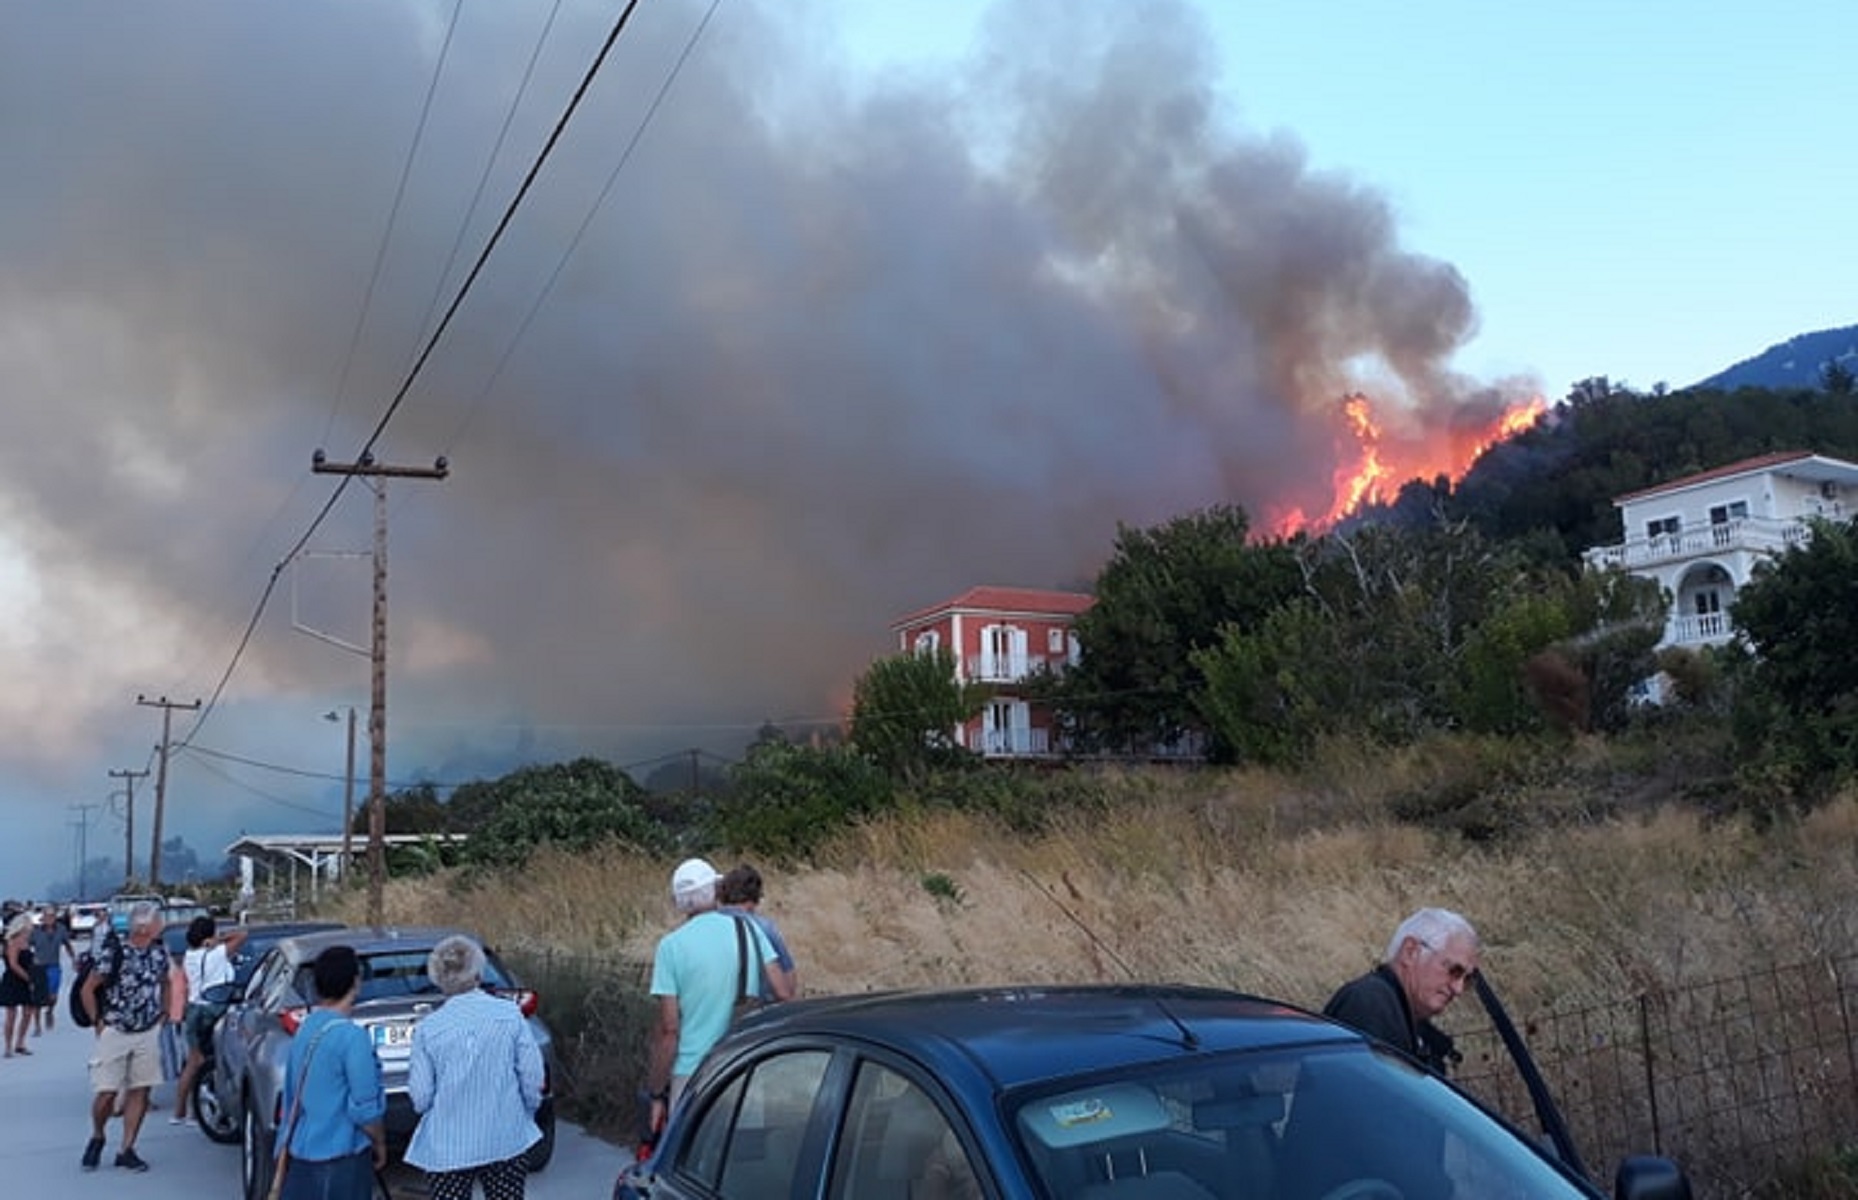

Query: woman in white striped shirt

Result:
[405,936,545,1200]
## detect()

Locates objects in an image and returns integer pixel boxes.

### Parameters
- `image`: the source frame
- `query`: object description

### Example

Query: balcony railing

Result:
[1584,517,1810,571]
[964,653,1073,683]
[1668,611,1733,647]
[977,727,1053,756]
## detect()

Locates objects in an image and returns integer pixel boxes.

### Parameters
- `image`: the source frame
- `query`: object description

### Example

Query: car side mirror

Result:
[1615,1155,1691,1200]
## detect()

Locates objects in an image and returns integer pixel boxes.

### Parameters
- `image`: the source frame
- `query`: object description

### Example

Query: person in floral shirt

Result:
[79,900,171,1172]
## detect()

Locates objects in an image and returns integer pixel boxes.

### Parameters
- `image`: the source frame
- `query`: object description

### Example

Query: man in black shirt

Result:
[1324,907,1479,1075]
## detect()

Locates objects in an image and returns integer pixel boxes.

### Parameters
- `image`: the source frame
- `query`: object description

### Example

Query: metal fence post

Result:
[1638,991,1663,1156]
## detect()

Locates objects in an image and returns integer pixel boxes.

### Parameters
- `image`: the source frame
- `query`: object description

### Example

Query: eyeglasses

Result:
[1419,939,1477,984]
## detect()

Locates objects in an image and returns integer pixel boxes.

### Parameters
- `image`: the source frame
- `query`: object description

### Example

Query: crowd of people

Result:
[1,903,75,1055]
[17,875,1482,1197]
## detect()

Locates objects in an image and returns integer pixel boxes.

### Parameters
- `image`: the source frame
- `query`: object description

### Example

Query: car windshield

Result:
[290,945,516,1003]
[1009,1043,1594,1200]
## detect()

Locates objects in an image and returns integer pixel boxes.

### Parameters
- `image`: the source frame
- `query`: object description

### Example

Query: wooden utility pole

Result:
[311,450,448,926]
[108,766,150,885]
[136,695,200,890]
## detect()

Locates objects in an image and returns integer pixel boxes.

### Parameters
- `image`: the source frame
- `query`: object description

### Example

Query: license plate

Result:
[372,1022,413,1048]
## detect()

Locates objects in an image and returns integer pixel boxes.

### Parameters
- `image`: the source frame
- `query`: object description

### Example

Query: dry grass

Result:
[318,744,1858,1042]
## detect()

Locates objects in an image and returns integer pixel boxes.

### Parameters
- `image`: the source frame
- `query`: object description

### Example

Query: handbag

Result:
[268,1021,335,1200]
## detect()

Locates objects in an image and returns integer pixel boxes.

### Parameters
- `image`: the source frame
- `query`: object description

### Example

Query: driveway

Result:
[0,1003,630,1197]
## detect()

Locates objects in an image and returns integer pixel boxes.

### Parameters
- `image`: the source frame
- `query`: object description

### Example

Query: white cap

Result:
[671,858,720,913]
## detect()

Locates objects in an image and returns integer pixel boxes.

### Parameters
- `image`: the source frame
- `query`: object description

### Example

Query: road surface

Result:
[0,1002,629,1198]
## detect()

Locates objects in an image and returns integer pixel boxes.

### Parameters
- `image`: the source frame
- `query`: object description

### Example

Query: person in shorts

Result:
[78,900,171,1172]
[172,915,248,1123]
[29,906,73,1034]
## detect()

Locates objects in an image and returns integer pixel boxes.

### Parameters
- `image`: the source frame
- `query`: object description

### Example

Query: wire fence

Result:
[507,946,1858,1197]
[1454,955,1858,1198]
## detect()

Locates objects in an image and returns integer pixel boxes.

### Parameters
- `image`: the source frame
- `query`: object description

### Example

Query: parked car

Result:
[68,901,108,937]
[613,985,1692,1200]
[209,926,557,1200]
[106,891,164,934]
[183,920,347,1144]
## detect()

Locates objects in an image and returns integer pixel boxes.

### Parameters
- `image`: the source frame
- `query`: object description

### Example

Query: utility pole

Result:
[312,449,449,926]
[108,766,150,885]
[137,694,201,890]
[69,803,97,900]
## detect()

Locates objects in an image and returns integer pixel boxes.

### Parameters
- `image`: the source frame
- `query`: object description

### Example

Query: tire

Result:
[194,1067,240,1145]
[524,1105,556,1173]
[241,1092,274,1200]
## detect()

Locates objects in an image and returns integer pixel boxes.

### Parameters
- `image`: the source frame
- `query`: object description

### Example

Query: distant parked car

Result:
[614,985,1692,1200]
[68,902,108,937]
[210,927,557,1200]
[106,892,164,933]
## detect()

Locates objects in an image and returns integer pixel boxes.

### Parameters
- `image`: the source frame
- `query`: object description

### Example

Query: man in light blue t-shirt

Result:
[645,858,792,1140]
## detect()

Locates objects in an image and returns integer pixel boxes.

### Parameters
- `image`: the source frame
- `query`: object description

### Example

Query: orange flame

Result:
[1265,393,1546,538]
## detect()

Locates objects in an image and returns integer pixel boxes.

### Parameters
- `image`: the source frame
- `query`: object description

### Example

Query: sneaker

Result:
[167,1115,189,1126]
[114,1148,149,1172]
[81,1137,104,1170]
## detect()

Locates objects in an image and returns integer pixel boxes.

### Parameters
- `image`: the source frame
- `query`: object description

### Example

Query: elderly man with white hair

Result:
[644,858,793,1141]
[405,934,545,1200]
[78,899,171,1172]
[1323,906,1481,1075]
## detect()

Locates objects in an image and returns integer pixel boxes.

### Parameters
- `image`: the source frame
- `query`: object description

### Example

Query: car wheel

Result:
[194,1068,241,1144]
[242,1092,275,1200]
[524,1106,556,1173]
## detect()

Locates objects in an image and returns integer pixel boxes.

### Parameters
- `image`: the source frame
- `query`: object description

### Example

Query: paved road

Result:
[0,1003,627,1199]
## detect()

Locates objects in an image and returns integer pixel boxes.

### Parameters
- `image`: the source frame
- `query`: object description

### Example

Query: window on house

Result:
[1694,591,1721,616]
[1046,628,1065,654]
[1707,502,1748,525]
[913,630,940,656]
[1645,516,1680,538]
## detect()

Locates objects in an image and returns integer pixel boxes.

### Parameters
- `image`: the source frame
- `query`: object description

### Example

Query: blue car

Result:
[615,985,1690,1200]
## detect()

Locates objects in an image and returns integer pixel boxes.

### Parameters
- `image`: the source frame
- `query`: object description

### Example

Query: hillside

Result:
[1694,323,1858,391]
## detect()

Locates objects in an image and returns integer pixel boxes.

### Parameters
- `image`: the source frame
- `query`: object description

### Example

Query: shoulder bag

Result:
[268,1020,336,1200]
[730,915,764,1025]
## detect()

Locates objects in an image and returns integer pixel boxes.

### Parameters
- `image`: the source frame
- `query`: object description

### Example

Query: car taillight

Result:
[495,988,540,1018]
[278,1007,308,1035]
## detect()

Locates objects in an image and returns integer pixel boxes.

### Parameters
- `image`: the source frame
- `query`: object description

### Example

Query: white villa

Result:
[1583,450,1858,648]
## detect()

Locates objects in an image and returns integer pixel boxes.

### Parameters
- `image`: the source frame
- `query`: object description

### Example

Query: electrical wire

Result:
[319,0,469,450]
[441,0,722,453]
[171,0,656,753]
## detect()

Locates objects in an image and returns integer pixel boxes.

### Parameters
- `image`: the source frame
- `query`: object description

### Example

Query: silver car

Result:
[209,926,558,1200]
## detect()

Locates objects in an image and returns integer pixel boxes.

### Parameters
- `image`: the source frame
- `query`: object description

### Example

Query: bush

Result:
[501,947,654,1144]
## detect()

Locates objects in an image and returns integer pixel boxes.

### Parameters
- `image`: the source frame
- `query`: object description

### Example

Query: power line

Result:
[320,0,469,449]
[442,0,722,452]
[172,0,656,753]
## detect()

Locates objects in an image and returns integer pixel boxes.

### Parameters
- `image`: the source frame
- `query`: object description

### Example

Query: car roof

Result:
[276,926,488,958]
[720,985,1364,1093]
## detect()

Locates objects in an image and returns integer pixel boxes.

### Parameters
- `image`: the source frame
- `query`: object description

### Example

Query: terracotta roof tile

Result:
[1616,450,1816,503]
[891,585,1095,630]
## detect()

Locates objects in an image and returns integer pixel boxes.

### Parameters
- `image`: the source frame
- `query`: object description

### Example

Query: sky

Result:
[2,0,1852,898]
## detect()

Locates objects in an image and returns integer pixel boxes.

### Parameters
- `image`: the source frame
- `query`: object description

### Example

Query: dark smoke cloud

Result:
[0,0,1507,810]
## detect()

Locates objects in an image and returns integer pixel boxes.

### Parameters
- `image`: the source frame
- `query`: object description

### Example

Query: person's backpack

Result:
[68,933,124,1028]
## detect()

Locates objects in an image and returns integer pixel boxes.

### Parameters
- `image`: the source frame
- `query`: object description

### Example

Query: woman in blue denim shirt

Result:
[279,946,386,1200]
[405,936,544,1200]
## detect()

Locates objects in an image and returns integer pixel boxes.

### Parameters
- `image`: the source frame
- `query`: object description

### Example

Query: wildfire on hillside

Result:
[1264,392,1548,538]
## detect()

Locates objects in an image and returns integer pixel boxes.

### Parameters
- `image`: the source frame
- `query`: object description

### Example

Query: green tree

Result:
[849,647,982,779]
[713,739,892,860]
[1055,505,1301,759]
[1822,359,1856,396]
[1730,517,1858,792]
[461,757,662,869]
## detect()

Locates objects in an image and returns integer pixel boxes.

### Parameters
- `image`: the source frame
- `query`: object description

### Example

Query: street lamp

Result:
[324,707,357,880]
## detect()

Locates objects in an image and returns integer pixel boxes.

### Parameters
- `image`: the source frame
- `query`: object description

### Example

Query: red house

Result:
[889,586,1093,758]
